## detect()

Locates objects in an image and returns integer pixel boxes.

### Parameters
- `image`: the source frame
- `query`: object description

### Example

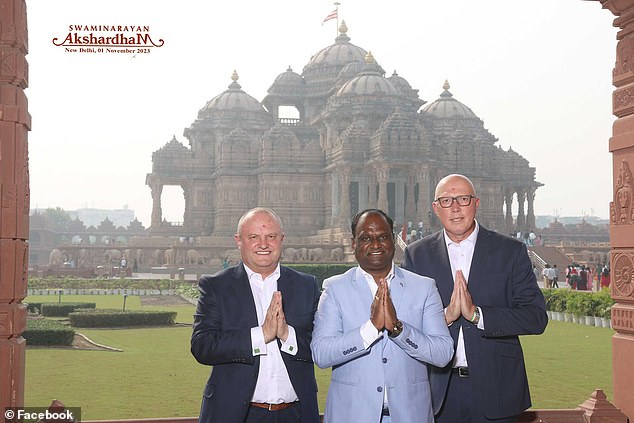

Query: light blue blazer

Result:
[311,266,453,423]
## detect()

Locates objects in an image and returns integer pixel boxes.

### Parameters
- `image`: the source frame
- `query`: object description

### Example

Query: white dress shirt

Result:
[443,222,484,368]
[357,264,395,410]
[245,263,299,404]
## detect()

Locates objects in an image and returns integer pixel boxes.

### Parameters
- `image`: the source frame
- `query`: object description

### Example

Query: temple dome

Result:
[388,70,413,93]
[199,71,266,114]
[267,66,305,96]
[336,52,398,96]
[422,80,478,119]
[305,21,367,68]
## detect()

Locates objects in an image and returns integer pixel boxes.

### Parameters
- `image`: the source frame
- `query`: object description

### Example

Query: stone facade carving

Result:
[610,160,633,225]
[613,251,634,297]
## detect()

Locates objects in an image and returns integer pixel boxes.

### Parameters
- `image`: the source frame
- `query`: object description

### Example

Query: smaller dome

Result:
[422,80,478,119]
[267,66,305,96]
[336,52,398,96]
[200,71,265,114]
[388,70,413,93]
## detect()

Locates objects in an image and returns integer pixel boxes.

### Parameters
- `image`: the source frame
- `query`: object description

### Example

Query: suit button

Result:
[382,358,388,363]
[377,386,383,392]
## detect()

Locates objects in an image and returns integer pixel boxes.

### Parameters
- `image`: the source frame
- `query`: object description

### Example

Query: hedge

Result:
[24,318,75,346]
[286,264,357,288]
[68,309,177,328]
[27,278,186,290]
[542,288,613,318]
[40,302,96,317]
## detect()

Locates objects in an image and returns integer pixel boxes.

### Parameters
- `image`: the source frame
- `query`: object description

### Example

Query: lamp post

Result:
[58,289,62,304]
[123,294,128,311]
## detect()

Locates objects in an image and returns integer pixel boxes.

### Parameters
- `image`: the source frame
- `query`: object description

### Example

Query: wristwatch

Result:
[471,308,481,325]
[388,320,403,338]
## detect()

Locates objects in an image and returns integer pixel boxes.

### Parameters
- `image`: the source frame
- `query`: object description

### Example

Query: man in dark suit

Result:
[402,174,547,423]
[191,207,320,423]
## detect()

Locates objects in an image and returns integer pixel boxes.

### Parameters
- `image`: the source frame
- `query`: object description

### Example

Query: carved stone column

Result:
[0,0,29,410]
[182,181,192,230]
[368,174,377,209]
[416,168,431,228]
[376,165,389,213]
[602,0,634,417]
[405,173,416,224]
[516,189,526,231]
[147,176,163,229]
[526,187,536,230]
[338,168,351,228]
[504,189,514,233]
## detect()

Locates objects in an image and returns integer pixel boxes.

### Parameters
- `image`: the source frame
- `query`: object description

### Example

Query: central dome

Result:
[306,21,367,68]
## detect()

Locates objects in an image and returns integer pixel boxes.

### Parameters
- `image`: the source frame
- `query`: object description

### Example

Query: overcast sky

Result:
[26,1,617,227]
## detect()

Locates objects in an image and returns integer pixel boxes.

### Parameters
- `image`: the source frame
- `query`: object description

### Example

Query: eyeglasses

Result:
[434,195,477,208]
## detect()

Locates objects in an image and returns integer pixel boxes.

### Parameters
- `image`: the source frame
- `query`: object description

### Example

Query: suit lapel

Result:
[468,227,492,289]
[231,263,258,327]
[430,232,455,301]
[390,266,406,312]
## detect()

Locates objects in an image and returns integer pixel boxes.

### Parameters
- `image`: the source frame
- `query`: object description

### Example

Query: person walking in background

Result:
[191,208,320,423]
[312,209,453,423]
[552,264,559,288]
[402,174,547,423]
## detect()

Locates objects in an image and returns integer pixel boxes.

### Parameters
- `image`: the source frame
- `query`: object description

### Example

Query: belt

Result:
[382,407,390,416]
[452,366,470,377]
[250,401,298,411]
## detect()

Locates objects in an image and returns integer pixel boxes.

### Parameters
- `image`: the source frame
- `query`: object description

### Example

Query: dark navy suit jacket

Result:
[191,263,320,423]
[402,226,547,420]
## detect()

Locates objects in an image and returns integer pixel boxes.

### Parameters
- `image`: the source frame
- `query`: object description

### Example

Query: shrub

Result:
[68,309,177,328]
[287,264,357,289]
[40,302,96,317]
[24,318,75,346]
[547,289,568,313]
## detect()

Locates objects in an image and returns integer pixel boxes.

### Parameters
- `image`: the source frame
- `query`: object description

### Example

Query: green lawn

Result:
[24,296,614,419]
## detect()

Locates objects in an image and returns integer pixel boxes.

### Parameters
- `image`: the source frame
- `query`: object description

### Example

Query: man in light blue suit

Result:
[312,209,453,423]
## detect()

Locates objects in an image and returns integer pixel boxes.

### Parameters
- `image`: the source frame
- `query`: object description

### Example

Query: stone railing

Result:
[43,390,627,423]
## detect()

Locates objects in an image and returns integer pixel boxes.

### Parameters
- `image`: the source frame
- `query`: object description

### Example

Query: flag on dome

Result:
[322,9,338,25]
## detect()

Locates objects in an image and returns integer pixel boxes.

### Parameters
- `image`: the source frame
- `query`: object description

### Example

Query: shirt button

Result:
[377,386,383,392]
[382,358,388,363]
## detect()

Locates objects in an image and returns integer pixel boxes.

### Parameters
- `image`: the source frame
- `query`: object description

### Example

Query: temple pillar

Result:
[368,174,377,209]
[182,181,192,230]
[602,0,634,418]
[416,168,431,229]
[504,189,514,233]
[376,165,389,213]
[516,189,526,231]
[405,173,416,225]
[0,0,29,411]
[338,168,351,228]
[148,177,163,229]
[526,187,536,230]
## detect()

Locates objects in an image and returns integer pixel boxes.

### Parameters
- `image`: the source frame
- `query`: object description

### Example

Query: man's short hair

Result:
[351,209,394,237]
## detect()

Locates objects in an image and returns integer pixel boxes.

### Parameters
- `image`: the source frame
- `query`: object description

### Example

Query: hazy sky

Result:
[26,1,617,227]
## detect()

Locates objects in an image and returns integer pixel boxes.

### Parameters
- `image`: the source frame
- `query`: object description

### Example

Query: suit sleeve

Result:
[480,243,548,338]
[390,281,454,368]
[190,276,255,366]
[310,280,370,369]
[290,275,320,363]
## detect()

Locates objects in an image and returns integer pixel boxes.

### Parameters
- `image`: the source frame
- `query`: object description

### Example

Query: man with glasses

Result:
[402,174,547,423]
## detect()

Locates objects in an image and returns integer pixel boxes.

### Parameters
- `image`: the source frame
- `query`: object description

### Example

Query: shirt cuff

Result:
[250,326,267,356]
[360,319,382,349]
[280,325,298,356]
[476,306,484,330]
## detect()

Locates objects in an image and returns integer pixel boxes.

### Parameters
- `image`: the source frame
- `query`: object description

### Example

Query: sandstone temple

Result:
[145,22,541,249]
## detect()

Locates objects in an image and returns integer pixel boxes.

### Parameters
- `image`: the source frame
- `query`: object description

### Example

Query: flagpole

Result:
[334,2,340,36]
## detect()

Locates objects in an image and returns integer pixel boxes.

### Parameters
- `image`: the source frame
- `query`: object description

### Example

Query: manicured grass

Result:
[24,296,615,418]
